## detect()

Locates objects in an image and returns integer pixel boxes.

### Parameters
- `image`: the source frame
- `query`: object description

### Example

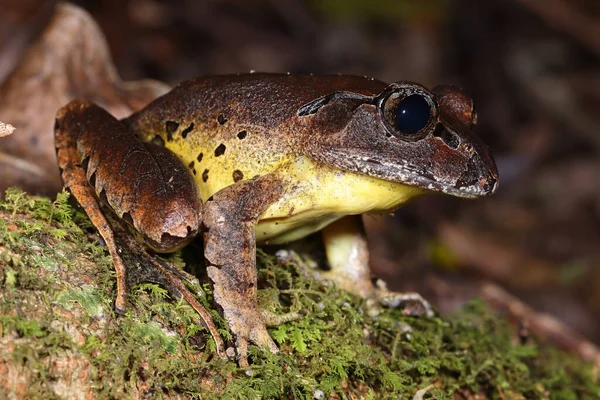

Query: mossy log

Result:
[0,189,598,399]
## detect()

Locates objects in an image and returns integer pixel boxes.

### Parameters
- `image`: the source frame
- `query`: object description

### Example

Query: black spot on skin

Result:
[188,160,195,170]
[151,135,165,146]
[232,170,244,182]
[181,123,194,139]
[193,169,197,175]
[165,121,179,141]
[197,153,203,162]
[237,130,247,140]
[202,169,209,182]
[207,195,214,202]
[217,114,227,125]
[166,120,179,133]
[214,143,226,157]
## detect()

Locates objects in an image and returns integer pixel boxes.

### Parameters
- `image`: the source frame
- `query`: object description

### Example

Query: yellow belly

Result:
[255,157,425,244]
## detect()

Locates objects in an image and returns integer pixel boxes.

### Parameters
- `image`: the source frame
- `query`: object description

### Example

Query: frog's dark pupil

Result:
[394,94,430,134]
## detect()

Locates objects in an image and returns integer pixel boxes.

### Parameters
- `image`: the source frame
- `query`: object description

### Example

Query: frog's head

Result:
[301,81,498,198]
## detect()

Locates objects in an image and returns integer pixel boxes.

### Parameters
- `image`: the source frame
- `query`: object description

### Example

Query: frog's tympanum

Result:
[54,74,498,367]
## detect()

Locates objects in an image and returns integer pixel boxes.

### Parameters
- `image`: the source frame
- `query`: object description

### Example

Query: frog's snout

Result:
[479,175,498,194]
[453,145,499,197]
[474,144,499,196]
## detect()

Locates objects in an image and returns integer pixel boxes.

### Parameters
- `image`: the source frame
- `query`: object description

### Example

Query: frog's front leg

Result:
[203,176,300,367]
[321,216,434,317]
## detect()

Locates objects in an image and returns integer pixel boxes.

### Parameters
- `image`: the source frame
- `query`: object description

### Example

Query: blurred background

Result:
[1,0,599,346]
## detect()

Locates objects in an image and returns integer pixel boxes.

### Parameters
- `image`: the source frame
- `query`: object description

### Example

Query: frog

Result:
[54,73,498,367]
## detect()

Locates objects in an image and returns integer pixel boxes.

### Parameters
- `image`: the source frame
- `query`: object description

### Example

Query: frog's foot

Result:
[229,310,302,368]
[373,282,435,318]
[319,216,435,317]
[208,265,302,367]
[56,101,224,358]
[227,305,278,369]
[277,247,434,317]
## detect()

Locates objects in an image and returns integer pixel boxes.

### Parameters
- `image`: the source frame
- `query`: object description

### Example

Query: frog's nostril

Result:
[480,176,497,193]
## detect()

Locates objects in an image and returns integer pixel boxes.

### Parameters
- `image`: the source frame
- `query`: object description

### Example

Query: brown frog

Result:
[54,73,498,367]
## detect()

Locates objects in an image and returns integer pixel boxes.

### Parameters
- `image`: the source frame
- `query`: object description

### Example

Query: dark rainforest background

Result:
[2,0,599,350]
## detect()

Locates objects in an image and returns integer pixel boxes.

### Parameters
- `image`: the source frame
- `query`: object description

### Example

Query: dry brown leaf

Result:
[0,121,15,137]
[0,3,169,195]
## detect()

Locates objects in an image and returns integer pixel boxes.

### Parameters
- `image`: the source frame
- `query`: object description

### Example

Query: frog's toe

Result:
[114,302,126,316]
[374,287,435,317]
[114,286,127,315]
[222,307,301,367]
[228,312,279,368]
[249,324,279,353]
[160,260,200,287]
[261,310,302,326]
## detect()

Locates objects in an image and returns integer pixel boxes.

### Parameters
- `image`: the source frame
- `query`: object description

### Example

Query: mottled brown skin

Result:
[55,73,498,367]
[124,75,496,200]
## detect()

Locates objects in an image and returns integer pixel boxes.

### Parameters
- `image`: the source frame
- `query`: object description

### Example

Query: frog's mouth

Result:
[329,153,498,199]
[367,156,497,198]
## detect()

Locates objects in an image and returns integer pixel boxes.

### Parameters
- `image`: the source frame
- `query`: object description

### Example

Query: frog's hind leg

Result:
[55,99,225,358]
[55,101,129,314]
[320,216,434,317]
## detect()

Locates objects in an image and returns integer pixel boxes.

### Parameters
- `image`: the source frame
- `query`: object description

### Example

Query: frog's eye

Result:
[380,88,436,141]
[394,94,431,134]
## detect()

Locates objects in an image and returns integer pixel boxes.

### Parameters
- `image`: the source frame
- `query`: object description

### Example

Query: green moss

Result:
[1,188,599,399]
[56,285,105,317]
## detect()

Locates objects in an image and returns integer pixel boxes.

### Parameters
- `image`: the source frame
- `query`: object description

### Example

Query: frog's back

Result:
[126,73,386,201]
